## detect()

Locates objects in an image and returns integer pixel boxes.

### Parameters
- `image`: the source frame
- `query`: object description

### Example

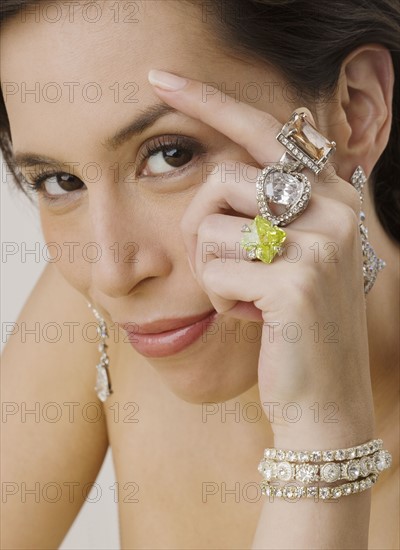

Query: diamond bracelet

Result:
[263,438,383,463]
[261,473,379,501]
[258,449,392,484]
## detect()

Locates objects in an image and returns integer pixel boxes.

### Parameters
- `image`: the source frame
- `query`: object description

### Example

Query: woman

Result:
[1,0,399,548]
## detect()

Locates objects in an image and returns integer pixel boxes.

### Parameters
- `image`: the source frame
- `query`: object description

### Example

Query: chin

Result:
[149,338,261,404]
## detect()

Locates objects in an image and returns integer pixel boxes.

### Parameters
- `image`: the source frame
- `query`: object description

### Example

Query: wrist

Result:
[272,423,376,451]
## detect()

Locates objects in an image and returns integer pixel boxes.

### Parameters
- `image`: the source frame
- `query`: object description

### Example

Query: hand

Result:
[148,70,375,449]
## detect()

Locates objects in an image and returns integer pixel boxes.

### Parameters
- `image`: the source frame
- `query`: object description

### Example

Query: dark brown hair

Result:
[1,0,399,243]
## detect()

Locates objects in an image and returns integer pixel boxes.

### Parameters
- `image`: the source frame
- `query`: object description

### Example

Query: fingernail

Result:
[148,69,188,91]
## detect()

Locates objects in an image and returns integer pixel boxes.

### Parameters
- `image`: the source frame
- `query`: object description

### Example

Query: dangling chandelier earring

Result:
[350,166,386,294]
[88,302,113,402]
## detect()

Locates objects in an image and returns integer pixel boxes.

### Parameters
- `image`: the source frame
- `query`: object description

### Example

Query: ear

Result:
[314,44,394,182]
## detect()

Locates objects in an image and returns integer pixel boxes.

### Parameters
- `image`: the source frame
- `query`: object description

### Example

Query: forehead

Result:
[0,0,238,156]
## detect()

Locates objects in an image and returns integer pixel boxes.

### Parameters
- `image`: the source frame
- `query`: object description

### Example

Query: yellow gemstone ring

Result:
[240,215,287,264]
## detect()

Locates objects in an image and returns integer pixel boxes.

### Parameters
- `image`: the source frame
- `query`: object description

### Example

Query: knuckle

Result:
[291,266,320,301]
[318,198,359,242]
[253,112,280,138]
[197,214,219,241]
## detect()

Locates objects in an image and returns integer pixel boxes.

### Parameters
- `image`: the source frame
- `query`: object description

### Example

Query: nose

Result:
[88,186,171,299]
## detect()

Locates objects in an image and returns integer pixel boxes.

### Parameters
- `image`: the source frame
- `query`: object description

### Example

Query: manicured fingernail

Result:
[148,69,188,91]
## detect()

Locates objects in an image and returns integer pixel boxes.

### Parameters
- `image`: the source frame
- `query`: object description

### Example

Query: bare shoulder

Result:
[2,261,110,400]
[1,263,110,549]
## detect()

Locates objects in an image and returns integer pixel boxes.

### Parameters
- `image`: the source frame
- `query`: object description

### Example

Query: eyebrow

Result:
[13,103,179,169]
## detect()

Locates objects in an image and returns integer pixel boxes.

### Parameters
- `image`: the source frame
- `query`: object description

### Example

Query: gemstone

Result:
[374,450,392,472]
[263,486,272,496]
[356,446,365,457]
[322,450,335,462]
[286,451,297,462]
[360,456,372,476]
[264,449,276,459]
[347,461,361,480]
[346,448,356,459]
[319,487,330,499]
[95,364,111,402]
[307,486,318,498]
[332,487,342,499]
[258,460,276,480]
[276,461,292,481]
[263,170,304,206]
[240,215,286,264]
[295,464,318,483]
[276,450,286,460]
[285,485,301,500]
[335,449,346,461]
[310,451,322,462]
[279,112,336,162]
[320,463,341,483]
[343,484,352,495]
[298,451,310,462]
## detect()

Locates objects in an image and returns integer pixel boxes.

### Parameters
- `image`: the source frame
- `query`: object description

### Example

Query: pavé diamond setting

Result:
[276,111,336,174]
[350,165,386,294]
[256,163,311,227]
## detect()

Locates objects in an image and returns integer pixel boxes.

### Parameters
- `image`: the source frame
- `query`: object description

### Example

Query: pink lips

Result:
[120,310,218,358]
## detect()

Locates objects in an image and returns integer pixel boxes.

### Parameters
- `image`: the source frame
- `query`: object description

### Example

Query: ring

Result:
[276,110,336,175]
[240,215,286,264]
[256,161,312,226]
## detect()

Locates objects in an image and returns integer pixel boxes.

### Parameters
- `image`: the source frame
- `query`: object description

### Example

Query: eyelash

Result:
[22,135,206,202]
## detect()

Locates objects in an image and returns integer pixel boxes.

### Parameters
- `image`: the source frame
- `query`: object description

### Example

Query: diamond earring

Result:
[350,166,386,294]
[88,302,113,402]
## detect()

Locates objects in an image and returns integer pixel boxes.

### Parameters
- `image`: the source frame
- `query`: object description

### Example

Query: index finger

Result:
[147,69,290,166]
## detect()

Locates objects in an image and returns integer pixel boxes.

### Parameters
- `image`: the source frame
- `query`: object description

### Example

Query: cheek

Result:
[37,187,199,300]
[39,208,93,296]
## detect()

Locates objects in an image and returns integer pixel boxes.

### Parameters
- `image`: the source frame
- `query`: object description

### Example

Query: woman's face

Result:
[1,0,304,403]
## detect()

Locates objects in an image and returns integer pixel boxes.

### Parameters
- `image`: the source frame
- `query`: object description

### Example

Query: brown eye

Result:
[45,173,84,194]
[163,146,193,167]
[142,146,194,176]
[138,135,205,178]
